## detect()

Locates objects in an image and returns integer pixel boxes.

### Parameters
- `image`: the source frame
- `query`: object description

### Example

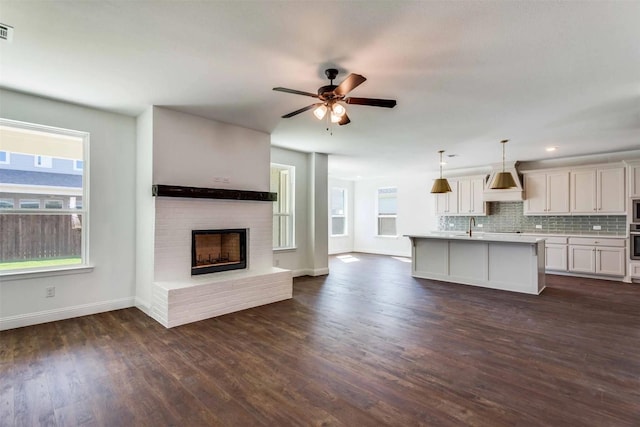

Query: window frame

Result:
[0,118,91,276]
[271,163,295,250]
[34,154,53,168]
[73,159,84,171]
[376,186,398,237]
[330,187,348,237]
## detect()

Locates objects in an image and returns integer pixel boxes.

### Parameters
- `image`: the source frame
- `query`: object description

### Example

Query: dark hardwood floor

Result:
[1,253,639,426]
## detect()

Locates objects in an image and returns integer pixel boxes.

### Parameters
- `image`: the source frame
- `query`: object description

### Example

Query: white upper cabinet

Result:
[458,176,486,216]
[524,171,570,215]
[627,161,640,198]
[570,166,625,214]
[435,179,458,215]
[435,176,486,216]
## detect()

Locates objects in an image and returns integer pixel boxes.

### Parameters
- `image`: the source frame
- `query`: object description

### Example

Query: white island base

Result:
[407,234,546,295]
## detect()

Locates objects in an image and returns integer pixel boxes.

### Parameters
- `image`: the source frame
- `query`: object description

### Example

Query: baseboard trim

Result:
[291,268,329,277]
[0,297,135,331]
[135,297,151,315]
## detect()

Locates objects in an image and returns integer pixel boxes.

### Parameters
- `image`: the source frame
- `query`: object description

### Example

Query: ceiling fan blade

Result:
[338,114,351,126]
[281,103,322,118]
[346,97,397,108]
[334,74,367,96]
[273,87,319,98]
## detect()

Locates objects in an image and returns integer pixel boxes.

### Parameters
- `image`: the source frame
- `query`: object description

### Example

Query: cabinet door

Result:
[447,180,459,215]
[631,262,640,278]
[524,174,547,214]
[597,167,625,213]
[595,247,625,276]
[470,177,486,215]
[435,192,449,215]
[434,180,458,215]
[569,245,595,273]
[545,244,567,271]
[547,172,570,214]
[630,165,640,198]
[570,169,597,213]
[458,179,472,214]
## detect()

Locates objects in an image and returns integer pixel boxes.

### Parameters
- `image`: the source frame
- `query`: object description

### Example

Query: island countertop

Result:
[405,232,546,244]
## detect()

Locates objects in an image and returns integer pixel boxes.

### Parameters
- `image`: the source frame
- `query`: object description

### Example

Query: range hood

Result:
[483,161,524,201]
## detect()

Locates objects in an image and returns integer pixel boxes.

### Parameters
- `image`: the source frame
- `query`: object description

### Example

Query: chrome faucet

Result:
[468,217,476,237]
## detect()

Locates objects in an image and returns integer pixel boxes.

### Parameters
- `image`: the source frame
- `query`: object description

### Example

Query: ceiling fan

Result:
[273,68,397,126]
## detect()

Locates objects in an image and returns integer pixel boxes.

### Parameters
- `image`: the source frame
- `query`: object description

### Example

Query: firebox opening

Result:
[191,229,247,275]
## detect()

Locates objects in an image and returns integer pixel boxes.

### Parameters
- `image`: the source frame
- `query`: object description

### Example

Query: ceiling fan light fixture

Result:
[330,111,341,123]
[431,150,452,194]
[490,139,517,189]
[313,104,327,120]
[332,102,346,117]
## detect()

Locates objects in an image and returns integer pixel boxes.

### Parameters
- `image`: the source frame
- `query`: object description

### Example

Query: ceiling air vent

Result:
[0,24,14,42]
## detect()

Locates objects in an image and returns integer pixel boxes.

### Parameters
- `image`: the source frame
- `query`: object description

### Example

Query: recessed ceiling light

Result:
[545,146,558,152]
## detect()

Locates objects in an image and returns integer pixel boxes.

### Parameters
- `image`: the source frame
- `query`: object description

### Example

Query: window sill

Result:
[376,235,400,239]
[0,264,94,281]
[273,247,297,253]
[331,234,349,238]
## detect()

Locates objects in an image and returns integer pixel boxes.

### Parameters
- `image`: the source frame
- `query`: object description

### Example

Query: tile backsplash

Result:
[437,202,626,235]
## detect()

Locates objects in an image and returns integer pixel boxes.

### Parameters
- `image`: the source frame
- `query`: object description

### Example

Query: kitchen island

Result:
[406,233,546,295]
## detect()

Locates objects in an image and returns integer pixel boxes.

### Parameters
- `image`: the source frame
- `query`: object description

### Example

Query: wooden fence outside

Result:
[0,214,81,262]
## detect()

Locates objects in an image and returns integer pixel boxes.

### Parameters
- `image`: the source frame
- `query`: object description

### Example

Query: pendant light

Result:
[430,150,452,194]
[490,139,517,189]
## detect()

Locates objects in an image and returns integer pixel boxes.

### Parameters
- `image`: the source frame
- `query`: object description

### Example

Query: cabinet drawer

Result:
[545,236,568,244]
[568,237,625,247]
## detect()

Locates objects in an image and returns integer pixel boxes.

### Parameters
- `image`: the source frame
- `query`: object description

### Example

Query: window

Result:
[20,199,41,209]
[377,187,398,236]
[0,150,9,164]
[0,118,88,272]
[44,199,63,209]
[271,164,294,249]
[74,159,83,171]
[34,155,53,168]
[0,199,14,209]
[330,187,347,236]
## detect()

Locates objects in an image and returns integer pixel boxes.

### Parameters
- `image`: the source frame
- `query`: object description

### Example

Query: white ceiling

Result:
[1,1,639,179]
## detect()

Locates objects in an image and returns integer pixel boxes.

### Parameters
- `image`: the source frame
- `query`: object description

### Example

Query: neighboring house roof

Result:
[0,169,82,188]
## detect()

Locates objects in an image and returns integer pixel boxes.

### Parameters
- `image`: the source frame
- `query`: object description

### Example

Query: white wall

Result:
[153,107,269,191]
[135,107,154,312]
[0,89,137,330]
[328,177,355,254]
[270,146,328,276]
[353,172,438,257]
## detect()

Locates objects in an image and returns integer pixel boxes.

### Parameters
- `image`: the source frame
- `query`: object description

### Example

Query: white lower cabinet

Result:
[568,237,626,276]
[630,262,640,278]
[545,237,568,271]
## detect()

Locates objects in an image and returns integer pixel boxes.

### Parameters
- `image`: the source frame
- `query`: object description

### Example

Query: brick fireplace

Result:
[136,107,292,328]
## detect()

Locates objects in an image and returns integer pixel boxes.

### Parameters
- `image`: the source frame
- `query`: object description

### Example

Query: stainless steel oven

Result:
[633,199,640,224]
[631,224,640,260]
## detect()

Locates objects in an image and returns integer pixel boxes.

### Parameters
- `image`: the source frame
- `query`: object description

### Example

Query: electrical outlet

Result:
[213,177,221,183]
[45,286,55,298]
[222,177,230,184]
[477,224,483,228]
[449,223,455,227]
[593,225,602,230]
[535,225,542,229]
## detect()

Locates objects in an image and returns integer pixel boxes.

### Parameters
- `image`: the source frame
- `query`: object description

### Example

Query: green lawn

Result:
[0,257,82,271]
